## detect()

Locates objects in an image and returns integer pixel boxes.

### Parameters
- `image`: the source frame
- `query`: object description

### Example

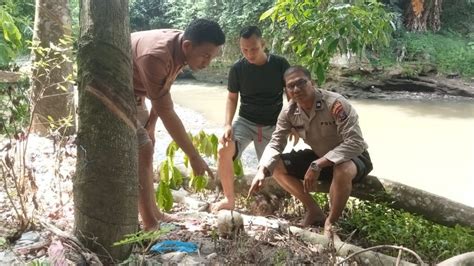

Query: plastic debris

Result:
[150,240,198,254]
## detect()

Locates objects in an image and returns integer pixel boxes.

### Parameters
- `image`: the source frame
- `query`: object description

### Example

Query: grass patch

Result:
[404,32,474,76]
[371,31,474,78]
[312,194,474,263]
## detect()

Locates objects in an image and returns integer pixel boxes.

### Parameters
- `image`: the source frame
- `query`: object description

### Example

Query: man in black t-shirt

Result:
[211,26,290,212]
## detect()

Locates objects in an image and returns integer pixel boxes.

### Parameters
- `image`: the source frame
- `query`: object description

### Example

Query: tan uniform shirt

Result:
[260,89,368,173]
[131,29,186,112]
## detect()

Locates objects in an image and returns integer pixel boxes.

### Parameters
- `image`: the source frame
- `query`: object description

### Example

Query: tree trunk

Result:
[405,0,443,32]
[31,0,75,135]
[74,0,137,263]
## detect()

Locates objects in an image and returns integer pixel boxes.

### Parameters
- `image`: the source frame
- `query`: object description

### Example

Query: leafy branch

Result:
[156,130,244,211]
[262,0,395,84]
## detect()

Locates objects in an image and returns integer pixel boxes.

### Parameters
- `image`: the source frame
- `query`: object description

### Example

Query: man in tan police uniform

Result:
[249,65,372,237]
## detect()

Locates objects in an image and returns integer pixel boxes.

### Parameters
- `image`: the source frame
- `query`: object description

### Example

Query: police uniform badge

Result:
[331,100,348,122]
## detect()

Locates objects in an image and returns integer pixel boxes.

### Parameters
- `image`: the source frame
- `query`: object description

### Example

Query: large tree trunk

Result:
[31,0,75,135]
[74,0,137,263]
[405,0,443,32]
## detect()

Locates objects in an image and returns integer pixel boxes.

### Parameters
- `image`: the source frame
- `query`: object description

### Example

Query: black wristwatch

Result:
[310,161,321,172]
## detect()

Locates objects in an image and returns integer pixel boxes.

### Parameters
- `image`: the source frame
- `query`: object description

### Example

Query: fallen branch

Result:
[288,226,417,266]
[39,219,102,265]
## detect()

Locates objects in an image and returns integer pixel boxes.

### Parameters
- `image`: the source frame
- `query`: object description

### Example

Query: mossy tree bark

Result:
[74,0,137,263]
[31,0,75,135]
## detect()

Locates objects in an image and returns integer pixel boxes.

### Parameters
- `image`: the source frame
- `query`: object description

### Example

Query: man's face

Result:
[285,71,314,103]
[239,35,266,64]
[183,41,221,71]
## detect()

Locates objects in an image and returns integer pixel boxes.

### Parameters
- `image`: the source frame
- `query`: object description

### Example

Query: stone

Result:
[161,251,186,263]
[216,210,244,239]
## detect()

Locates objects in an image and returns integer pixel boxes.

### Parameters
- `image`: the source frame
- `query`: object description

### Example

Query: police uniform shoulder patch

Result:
[331,100,348,122]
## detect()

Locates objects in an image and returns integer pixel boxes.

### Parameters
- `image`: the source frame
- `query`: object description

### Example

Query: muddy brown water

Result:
[151,81,474,207]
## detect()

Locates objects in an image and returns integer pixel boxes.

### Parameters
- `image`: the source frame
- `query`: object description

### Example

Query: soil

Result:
[0,107,340,265]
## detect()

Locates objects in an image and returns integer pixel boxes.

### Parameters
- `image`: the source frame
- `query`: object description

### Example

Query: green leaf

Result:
[316,63,325,84]
[183,154,189,168]
[171,166,183,188]
[328,38,339,54]
[209,134,218,160]
[191,175,208,191]
[260,6,276,21]
[156,182,173,211]
[166,141,178,159]
[233,159,244,177]
[113,227,172,247]
[159,161,170,183]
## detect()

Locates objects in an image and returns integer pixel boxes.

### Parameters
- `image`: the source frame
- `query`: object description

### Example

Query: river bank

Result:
[181,63,474,101]
[167,80,474,207]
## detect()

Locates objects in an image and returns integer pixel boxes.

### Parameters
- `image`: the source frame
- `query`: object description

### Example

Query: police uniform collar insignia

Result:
[314,89,323,111]
[315,101,322,110]
[294,106,301,115]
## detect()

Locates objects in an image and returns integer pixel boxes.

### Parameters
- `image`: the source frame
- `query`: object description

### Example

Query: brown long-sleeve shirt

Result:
[260,89,368,173]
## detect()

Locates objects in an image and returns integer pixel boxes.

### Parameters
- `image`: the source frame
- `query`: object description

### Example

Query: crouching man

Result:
[248,65,373,237]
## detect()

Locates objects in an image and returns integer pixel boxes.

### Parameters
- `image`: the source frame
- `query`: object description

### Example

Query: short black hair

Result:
[183,19,225,46]
[284,65,312,80]
[239,26,262,39]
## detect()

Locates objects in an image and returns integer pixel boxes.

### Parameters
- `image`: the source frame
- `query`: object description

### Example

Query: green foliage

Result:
[272,249,289,265]
[156,130,244,211]
[162,0,273,38]
[441,0,474,36]
[129,0,171,31]
[113,226,172,247]
[372,31,474,77]
[403,32,474,76]
[215,0,274,40]
[262,0,395,84]
[69,0,80,40]
[27,260,49,266]
[0,0,34,68]
[339,199,474,263]
[189,172,208,191]
[233,159,244,177]
[133,0,273,62]
[0,77,30,137]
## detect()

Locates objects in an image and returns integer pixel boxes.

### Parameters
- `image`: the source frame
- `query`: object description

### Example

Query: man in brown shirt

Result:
[132,19,225,230]
[249,66,372,237]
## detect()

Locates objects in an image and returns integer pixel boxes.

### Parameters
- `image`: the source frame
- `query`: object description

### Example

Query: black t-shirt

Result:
[228,54,290,126]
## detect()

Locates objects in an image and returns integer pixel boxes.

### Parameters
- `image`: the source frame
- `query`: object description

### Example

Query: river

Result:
[161,81,474,207]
